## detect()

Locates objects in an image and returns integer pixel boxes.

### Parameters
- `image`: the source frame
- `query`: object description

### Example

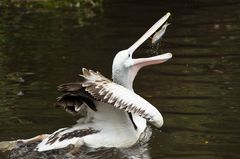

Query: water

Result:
[0,0,240,158]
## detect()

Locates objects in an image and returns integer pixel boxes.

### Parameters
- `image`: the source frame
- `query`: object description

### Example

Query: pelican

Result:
[6,12,172,153]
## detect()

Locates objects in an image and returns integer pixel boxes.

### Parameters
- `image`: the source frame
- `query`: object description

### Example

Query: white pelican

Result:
[12,12,172,153]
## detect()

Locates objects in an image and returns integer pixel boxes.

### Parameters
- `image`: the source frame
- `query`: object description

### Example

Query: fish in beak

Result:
[128,12,171,54]
[128,12,172,78]
[152,22,171,44]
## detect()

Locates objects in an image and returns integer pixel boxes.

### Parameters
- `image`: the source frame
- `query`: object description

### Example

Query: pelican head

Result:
[112,12,172,90]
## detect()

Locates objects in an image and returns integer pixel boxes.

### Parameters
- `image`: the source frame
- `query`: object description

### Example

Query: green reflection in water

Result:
[0,0,103,141]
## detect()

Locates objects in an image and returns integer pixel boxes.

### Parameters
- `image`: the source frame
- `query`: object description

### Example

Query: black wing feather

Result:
[55,82,97,115]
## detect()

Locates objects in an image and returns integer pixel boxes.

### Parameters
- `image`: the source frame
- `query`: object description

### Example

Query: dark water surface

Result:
[0,0,240,158]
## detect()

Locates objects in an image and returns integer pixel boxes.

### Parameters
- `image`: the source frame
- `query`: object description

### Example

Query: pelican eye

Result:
[128,54,130,58]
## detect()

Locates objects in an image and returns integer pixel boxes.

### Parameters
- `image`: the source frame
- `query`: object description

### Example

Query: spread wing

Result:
[55,68,162,125]
[80,68,162,122]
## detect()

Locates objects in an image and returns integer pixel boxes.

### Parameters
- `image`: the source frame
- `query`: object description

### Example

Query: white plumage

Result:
[35,12,172,152]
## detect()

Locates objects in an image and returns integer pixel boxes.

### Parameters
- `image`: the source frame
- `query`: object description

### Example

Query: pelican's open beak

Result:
[129,12,172,68]
[128,12,171,54]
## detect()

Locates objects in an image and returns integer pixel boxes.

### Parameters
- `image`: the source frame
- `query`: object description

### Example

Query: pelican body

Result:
[33,12,172,152]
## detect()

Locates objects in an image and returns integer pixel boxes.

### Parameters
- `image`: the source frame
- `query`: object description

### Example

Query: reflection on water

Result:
[8,141,150,159]
[0,0,240,158]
